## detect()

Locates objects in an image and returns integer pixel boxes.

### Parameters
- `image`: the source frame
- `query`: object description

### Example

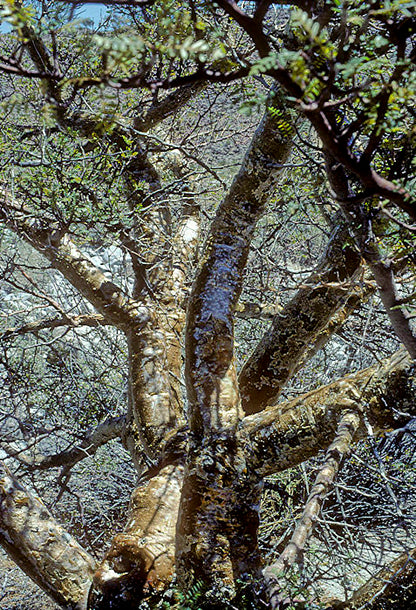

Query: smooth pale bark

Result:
[177,90,297,600]
[89,167,200,603]
[0,461,96,610]
[88,464,184,609]
[239,217,363,414]
[242,350,416,478]
[0,198,149,330]
[264,411,361,609]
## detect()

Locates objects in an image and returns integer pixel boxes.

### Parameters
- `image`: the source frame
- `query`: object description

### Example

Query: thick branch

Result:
[0,461,96,610]
[242,350,416,477]
[177,89,297,597]
[0,198,149,330]
[240,217,363,414]
[88,464,184,609]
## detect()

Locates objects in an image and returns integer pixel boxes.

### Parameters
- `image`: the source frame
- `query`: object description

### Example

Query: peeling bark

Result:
[177,90,297,600]
[242,350,416,477]
[240,217,363,414]
[0,461,96,610]
[127,319,184,457]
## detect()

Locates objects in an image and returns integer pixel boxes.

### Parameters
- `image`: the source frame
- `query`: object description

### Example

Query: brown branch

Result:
[325,153,416,358]
[0,461,96,610]
[1,313,107,339]
[303,107,416,223]
[236,300,283,320]
[264,411,361,609]
[215,0,271,57]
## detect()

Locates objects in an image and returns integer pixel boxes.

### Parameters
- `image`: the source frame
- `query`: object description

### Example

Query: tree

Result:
[0,0,416,608]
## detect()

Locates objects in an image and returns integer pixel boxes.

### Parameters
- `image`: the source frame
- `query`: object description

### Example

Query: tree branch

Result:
[89,464,184,607]
[0,461,96,610]
[0,195,149,330]
[242,350,416,477]
[334,547,416,609]
[176,89,299,597]
[325,153,416,358]
[28,415,125,471]
[264,410,361,609]
[1,313,107,340]
[239,216,363,414]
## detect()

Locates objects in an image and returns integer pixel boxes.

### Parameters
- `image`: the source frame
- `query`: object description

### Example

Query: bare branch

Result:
[242,350,416,477]
[325,153,416,358]
[0,194,149,330]
[338,547,416,609]
[32,415,126,471]
[1,313,107,340]
[240,216,363,414]
[264,411,361,609]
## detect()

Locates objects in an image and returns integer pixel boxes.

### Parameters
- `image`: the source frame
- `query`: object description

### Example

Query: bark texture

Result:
[239,217,362,414]
[242,350,416,477]
[264,411,361,609]
[175,90,297,600]
[0,461,96,610]
[89,465,184,609]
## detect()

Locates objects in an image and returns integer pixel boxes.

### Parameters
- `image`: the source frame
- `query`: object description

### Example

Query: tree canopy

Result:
[0,1,416,608]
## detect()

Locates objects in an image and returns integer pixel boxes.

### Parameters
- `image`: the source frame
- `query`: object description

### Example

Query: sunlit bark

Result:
[242,350,416,477]
[240,216,363,414]
[0,461,96,610]
[177,91,297,600]
[264,411,361,609]
[89,464,184,610]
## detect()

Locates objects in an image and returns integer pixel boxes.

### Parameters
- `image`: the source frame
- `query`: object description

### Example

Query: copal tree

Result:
[0,0,416,608]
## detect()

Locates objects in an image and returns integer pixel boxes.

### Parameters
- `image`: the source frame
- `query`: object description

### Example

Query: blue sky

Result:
[0,4,109,32]
[74,4,109,23]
